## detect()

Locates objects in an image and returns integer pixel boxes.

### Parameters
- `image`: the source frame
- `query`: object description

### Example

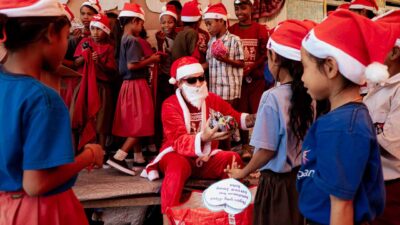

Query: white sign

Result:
[202,178,252,215]
[146,0,238,19]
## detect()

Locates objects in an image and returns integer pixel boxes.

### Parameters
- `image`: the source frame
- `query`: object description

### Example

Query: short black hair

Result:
[0,14,70,52]
[80,5,98,14]
[167,0,182,12]
[183,21,198,27]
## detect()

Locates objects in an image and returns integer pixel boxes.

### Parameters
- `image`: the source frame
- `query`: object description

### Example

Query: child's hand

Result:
[215,54,229,63]
[92,51,98,62]
[84,144,105,168]
[156,31,166,44]
[72,28,82,39]
[224,156,245,179]
[201,118,230,142]
[195,155,210,167]
[244,65,252,76]
[198,42,207,54]
[74,56,85,68]
[245,113,256,128]
[150,54,161,63]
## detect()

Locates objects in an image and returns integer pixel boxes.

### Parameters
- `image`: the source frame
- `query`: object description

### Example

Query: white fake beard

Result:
[181,82,209,110]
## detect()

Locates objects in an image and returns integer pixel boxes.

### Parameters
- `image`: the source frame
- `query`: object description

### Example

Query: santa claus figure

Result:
[141,56,255,219]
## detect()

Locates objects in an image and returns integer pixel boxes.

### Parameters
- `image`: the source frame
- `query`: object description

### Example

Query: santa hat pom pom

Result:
[169,77,177,85]
[365,62,389,84]
[161,5,167,12]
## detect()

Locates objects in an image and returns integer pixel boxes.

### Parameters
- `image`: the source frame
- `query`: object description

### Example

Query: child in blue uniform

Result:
[297,10,400,225]
[0,1,104,225]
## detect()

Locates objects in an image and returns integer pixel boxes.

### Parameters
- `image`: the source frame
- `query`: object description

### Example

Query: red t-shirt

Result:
[229,22,269,79]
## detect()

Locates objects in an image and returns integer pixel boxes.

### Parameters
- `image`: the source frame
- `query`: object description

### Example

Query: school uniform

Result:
[297,103,385,225]
[0,70,88,225]
[364,74,400,225]
[250,84,304,225]
[112,34,154,137]
[73,37,116,149]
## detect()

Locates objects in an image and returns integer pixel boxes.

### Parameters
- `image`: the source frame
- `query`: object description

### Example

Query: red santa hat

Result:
[267,20,317,61]
[90,14,111,35]
[349,0,378,12]
[119,3,145,21]
[337,3,350,10]
[372,10,400,47]
[160,4,178,21]
[169,56,204,85]
[302,10,400,84]
[181,0,202,22]
[62,4,74,21]
[203,3,228,21]
[0,0,65,17]
[81,0,101,14]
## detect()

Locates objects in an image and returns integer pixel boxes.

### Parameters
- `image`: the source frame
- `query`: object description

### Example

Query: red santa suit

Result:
[141,88,249,213]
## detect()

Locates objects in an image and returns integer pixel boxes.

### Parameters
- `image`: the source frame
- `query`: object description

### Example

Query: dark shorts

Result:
[253,167,304,225]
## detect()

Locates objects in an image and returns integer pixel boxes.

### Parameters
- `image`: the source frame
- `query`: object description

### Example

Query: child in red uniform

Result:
[107,3,161,175]
[73,13,117,151]
[154,5,179,148]
[229,0,270,158]
[61,0,102,109]
[0,1,104,225]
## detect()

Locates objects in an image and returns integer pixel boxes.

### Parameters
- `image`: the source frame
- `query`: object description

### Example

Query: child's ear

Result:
[270,50,280,66]
[323,56,339,79]
[389,46,400,61]
[44,23,57,44]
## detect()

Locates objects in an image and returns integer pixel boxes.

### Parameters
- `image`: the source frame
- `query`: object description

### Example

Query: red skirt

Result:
[112,79,154,137]
[0,189,88,225]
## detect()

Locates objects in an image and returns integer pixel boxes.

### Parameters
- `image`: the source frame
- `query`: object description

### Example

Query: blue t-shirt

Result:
[0,71,76,195]
[250,84,302,173]
[119,35,149,80]
[297,102,384,224]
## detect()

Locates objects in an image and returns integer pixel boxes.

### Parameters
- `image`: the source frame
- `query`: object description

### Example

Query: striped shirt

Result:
[207,31,244,100]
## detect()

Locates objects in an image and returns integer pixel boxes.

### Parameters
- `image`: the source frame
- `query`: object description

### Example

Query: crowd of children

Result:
[1,0,400,224]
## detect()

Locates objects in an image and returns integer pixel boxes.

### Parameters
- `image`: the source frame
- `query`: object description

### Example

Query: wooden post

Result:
[376,0,386,12]
[209,0,222,5]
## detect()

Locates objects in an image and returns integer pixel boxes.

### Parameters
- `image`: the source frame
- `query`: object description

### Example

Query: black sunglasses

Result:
[183,76,205,84]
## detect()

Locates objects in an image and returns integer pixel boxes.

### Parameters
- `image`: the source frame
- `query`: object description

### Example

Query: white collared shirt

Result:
[364,73,400,180]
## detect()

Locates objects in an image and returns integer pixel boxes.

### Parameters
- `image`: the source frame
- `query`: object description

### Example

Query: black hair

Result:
[113,17,143,70]
[183,21,198,27]
[268,49,314,147]
[80,5,98,14]
[140,27,148,39]
[167,0,183,12]
[308,53,361,115]
[350,8,376,19]
[0,14,70,52]
[105,12,118,19]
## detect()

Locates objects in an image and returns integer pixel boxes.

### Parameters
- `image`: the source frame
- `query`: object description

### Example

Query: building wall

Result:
[286,0,324,22]
[68,0,324,48]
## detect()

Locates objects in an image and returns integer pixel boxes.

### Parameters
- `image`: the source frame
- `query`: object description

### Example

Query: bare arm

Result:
[22,144,104,196]
[216,55,244,68]
[330,195,354,225]
[74,56,84,68]
[225,148,275,179]
[127,54,160,71]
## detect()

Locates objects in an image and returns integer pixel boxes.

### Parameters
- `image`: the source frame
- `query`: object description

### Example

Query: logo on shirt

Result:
[297,169,315,179]
[302,149,310,165]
